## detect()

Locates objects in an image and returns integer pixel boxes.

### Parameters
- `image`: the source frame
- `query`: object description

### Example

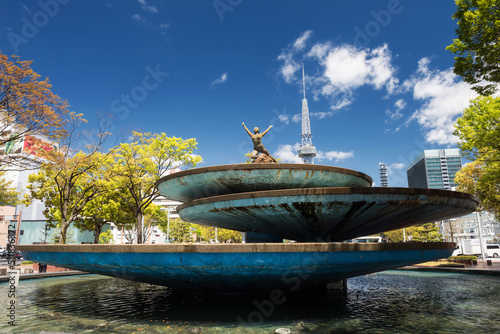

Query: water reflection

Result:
[1,271,499,333]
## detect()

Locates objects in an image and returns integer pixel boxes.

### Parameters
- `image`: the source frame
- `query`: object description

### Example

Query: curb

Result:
[0,271,90,282]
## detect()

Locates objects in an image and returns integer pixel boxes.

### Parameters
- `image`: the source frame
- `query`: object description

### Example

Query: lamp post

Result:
[476,211,486,260]
[166,209,170,244]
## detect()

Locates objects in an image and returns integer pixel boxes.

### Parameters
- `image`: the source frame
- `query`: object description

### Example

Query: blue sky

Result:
[0,0,477,186]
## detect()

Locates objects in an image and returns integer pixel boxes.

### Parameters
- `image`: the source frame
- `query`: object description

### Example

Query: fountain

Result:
[19,127,478,294]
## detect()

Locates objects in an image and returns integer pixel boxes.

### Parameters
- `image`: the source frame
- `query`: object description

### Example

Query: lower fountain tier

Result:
[19,243,455,293]
[178,187,478,242]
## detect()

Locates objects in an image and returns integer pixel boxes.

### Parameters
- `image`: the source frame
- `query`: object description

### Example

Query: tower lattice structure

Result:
[298,65,317,164]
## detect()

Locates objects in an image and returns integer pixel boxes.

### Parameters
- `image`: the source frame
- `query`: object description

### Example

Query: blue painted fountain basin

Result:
[19,243,455,293]
[156,164,372,202]
[178,187,478,242]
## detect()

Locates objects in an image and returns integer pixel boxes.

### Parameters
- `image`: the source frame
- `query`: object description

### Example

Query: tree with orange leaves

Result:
[0,52,69,169]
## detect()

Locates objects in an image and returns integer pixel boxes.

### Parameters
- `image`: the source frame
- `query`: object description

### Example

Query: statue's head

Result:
[253,127,260,133]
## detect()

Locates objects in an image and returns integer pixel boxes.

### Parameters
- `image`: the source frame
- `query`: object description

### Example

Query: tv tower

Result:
[298,64,317,164]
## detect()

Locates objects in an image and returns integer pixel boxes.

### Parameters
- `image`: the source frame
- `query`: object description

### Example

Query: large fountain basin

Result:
[19,243,455,293]
[178,187,478,242]
[155,164,372,202]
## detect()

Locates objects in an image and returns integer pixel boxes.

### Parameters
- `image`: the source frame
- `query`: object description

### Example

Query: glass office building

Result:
[406,149,462,190]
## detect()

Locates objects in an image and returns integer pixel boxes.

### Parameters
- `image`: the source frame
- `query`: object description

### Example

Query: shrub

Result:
[448,255,477,261]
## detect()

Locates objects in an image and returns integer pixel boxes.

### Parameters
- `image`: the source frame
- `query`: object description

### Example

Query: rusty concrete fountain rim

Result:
[155,163,373,187]
[177,187,479,210]
[17,242,457,254]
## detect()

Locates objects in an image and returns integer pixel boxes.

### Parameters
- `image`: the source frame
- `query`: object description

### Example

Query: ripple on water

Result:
[0,271,499,333]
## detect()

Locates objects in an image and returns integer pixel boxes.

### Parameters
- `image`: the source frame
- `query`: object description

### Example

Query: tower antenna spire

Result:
[302,63,306,100]
[298,64,317,164]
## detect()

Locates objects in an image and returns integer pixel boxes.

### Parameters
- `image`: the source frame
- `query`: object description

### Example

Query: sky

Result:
[0,0,478,187]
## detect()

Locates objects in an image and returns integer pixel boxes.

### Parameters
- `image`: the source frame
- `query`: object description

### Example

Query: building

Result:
[442,212,500,244]
[407,149,462,190]
[379,161,388,187]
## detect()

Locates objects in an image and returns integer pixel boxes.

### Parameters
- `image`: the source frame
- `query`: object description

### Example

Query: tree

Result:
[192,224,242,243]
[383,227,416,243]
[0,52,69,169]
[454,95,500,219]
[446,0,500,95]
[109,132,201,244]
[0,171,19,206]
[25,150,111,244]
[412,223,444,242]
[72,191,121,244]
[157,218,193,243]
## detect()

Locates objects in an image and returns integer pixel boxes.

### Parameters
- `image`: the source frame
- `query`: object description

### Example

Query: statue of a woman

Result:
[242,122,277,163]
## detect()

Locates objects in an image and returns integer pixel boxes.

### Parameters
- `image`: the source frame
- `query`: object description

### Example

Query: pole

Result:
[403,228,406,242]
[215,227,218,243]
[166,210,170,244]
[476,211,486,260]
[148,219,151,244]
[121,226,123,244]
[14,210,22,246]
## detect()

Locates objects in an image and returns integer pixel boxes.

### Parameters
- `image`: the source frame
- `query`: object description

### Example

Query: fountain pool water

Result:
[1,271,498,333]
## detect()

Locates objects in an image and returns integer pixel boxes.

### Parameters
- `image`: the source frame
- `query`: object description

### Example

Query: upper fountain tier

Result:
[155,163,372,202]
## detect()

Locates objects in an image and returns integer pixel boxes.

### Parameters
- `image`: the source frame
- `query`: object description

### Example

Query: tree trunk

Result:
[136,212,143,244]
[59,221,69,244]
[94,221,103,244]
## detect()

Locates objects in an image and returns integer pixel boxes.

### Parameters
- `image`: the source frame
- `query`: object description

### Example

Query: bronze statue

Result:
[242,122,277,163]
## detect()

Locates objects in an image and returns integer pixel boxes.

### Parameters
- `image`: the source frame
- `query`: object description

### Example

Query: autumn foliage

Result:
[0,52,68,167]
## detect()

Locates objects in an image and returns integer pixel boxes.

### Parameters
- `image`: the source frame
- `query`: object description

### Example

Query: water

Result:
[1,271,499,333]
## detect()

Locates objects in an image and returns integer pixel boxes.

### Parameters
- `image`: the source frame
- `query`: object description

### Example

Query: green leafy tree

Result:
[99,230,113,244]
[383,227,416,243]
[0,171,19,206]
[446,0,500,95]
[454,95,500,219]
[412,223,444,242]
[72,190,121,244]
[192,224,242,243]
[109,132,201,244]
[25,150,110,244]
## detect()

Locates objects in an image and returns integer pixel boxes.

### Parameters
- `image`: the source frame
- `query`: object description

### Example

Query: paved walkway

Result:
[0,270,89,282]
[398,260,500,275]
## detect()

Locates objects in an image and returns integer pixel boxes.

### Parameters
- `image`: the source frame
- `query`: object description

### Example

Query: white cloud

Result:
[292,114,301,123]
[310,111,334,119]
[293,30,313,51]
[402,58,477,145]
[278,114,289,125]
[279,61,300,83]
[278,32,398,110]
[131,13,147,24]
[321,44,396,92]
[394,99,406,111]
[274,143,303,163]
[386,99,406,121]
[210,72,228,87]
[274,143,354,163]
[277,31,312,84]
[138,0,158,13]
[317,150,354,162]
[390,162,405,170]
